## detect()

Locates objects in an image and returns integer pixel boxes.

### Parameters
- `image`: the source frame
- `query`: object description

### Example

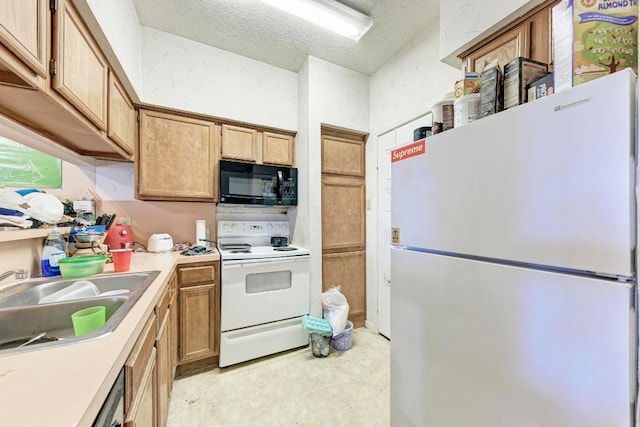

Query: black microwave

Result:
[219,160,298,206]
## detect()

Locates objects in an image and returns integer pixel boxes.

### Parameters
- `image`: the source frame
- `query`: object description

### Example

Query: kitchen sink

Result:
[0,271,160,356]
[0,271,159,309]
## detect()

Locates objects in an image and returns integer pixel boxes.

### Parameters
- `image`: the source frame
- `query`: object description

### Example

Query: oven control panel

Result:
[218,221,290,238]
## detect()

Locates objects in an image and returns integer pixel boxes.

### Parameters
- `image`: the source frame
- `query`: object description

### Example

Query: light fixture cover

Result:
[261,0,374,41]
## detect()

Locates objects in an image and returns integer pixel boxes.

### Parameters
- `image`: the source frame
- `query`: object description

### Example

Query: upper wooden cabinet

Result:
[263,131,294,166]
[108,72,135,156]
[0,0,47,78]
[221,124,257,162]
[52,0,109,131]
[322,132,365,177]
[460,0,556,72]
[137,109,218,201]
[221,124,296,166]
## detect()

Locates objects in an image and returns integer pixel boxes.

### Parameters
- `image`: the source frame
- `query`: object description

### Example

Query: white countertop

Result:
[0,250,219,427]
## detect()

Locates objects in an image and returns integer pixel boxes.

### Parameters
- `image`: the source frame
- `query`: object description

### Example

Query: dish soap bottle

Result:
[41,228,67,277]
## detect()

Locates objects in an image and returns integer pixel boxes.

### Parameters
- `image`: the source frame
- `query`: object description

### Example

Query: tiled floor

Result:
[167,327,390,427]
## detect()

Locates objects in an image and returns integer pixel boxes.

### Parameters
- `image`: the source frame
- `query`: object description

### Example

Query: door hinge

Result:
[49,59,57,77]
[50,0,58,12]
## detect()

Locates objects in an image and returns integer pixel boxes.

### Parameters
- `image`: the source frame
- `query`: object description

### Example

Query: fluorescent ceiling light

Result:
[261,0,374,41]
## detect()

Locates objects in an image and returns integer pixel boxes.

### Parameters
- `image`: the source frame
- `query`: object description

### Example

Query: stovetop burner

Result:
[273,247,297,251]
[230,249,252,254]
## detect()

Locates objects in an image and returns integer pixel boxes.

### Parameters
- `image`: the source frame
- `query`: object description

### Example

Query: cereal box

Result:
[553,0,638,92]
[453,73,481,99]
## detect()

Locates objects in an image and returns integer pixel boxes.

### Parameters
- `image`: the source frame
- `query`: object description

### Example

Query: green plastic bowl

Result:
[58,255,107,278]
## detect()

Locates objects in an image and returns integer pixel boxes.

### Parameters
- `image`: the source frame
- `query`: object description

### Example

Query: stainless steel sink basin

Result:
[0,271,159,309]
[0,296,127,354]
[0,271,160,356]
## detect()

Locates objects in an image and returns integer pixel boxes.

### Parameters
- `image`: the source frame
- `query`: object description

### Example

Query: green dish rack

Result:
[301,315,333,337]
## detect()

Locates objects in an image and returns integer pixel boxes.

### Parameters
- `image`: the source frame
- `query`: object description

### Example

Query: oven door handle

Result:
[223,256,310,267]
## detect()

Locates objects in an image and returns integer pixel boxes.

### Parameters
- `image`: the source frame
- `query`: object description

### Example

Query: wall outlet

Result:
[120,217,132,226]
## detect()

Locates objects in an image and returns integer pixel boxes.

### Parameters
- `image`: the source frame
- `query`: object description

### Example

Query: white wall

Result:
[300,56,370,318]
[366,18,459,331]
[371,25,459,137]
[84,0,142,96]
[140,27,298,131]
[439,0,547,67]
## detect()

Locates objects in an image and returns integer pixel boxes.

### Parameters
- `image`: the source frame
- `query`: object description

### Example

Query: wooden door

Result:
[52,0,109,131]
[221,124,257,162]
[0,0,47,77]
[321,175,365,250]
[155,311,170,427]
[178,284,217,363]
[323,251,366,327]
[322,133,365,177]
[125,348,157,427]
[108,71,135,156]
[321,129,367,328]
[137,109,217,201]
[263,131,294,166]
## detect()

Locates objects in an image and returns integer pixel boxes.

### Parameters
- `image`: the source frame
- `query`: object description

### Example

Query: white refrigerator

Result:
[390,69,638,427]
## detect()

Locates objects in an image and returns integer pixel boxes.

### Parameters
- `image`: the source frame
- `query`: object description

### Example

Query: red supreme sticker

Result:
[391,140,426,162]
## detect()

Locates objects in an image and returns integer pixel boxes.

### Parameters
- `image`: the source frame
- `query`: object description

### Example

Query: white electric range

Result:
[217,220,310,367]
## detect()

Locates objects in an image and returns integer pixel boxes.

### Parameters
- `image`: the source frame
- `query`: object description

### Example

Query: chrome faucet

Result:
[0,269,28,282]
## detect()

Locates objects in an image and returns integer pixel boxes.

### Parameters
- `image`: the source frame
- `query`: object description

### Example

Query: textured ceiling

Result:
[132,0,439,76]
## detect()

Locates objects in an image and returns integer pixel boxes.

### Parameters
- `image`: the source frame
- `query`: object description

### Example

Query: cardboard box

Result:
[479,65,504,117]
[553,0,638,92]
[503,57,548,109]
[526,73,554,102]
[454,73,481,99]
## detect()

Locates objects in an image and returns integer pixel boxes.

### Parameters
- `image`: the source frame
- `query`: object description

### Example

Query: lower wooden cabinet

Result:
[125,312,157,426]
[169,284,178,385]
[156,309,171,427]
[125,348,157,427]
[177,262,219,365]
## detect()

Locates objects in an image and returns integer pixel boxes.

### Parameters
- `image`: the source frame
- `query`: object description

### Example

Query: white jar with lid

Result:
[453,93,481,128]
[431,92,455,134]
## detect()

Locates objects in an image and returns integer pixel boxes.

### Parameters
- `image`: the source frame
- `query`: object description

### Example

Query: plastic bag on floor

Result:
[322,286,349,337]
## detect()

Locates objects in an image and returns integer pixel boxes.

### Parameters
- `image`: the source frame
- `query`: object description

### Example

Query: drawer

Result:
[178,264,215,287]
[124,311,157,413]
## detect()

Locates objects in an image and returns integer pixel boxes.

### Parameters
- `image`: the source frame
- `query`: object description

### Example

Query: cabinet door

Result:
[322,134,365,177]
[138,109,217,201]
[321,175,366,250]
[466,22,530,73]
[108,71,135,156]
[179,283,217,364]
[52,0,109,131]
[221,124,257,162]
[0,0,47,77]
[322,250,366,328]
[125,313,156,413]
[169,293,178,384]
[263,131,294,166]
[125,348,157,427]
[156,311,170,427]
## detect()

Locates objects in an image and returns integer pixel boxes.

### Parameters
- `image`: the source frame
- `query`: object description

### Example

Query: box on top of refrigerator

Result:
[553,0,638,92]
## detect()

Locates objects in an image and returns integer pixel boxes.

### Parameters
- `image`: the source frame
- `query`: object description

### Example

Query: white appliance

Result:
[390,69,637,426]
[217,220,310,367]
[147,233,173,253]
